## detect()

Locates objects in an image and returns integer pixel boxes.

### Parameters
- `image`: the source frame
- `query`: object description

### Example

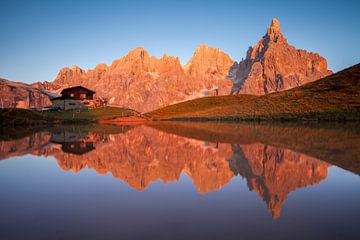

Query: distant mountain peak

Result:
[265,18,287,44]
[71,64,82,70]
[192,44,223,57]
[229,18,331,95]
[126,47,149,59]
[269,18,281,32]
[195,44,217,51]
[185,44,233,74]
[45,44,234,111]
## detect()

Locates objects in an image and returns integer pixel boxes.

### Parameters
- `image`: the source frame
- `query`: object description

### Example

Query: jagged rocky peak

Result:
[192,44,219,58]
[188,44,232,63]
[94,63,108,70]
[229,18,332,95]
[58,65,85,76]
[159,54,183,71]
[160,53,180,63]
[185,44,234,77]
[126,47,150,59]
[109,47,159,73]
[46,44,236,111]
[266,18,287,44]
[54,65,86,85]
[72,64,84,71]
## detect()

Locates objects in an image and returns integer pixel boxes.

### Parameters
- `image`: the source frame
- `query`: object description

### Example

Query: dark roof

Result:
[50,96,71,100]
[60,86,96,94]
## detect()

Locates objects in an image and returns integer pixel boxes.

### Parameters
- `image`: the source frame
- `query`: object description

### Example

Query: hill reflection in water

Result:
[1,122,359,219]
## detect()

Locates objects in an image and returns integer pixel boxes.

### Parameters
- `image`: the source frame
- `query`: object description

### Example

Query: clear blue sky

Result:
[1,0,359,83]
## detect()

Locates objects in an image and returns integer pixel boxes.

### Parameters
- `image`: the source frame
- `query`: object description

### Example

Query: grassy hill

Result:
[0,106,146,126]
[149,63,360,121]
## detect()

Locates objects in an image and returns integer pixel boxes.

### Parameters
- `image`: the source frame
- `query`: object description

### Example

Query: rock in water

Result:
[229,18,332,95]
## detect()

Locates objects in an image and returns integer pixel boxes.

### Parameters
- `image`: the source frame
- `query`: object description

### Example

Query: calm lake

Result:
[1,122,360,240]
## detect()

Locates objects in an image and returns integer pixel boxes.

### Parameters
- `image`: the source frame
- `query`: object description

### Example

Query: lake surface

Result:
[1,122,360,240]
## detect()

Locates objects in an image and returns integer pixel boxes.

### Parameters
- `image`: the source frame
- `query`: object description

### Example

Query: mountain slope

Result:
[31,19,333,112]
[0,78,52,109]
[149,63,360,120]
[228,18,332,94]
[39,46,234,112]
[184,44,234,95]
[21,18,335,113]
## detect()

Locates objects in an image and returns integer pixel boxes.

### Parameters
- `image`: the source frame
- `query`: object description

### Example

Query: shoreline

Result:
[152,110,360,123]
[1,109,360,127]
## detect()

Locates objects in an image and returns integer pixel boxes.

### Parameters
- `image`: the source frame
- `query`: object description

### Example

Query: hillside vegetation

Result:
[149,63,360,121]
[0,106,146,126]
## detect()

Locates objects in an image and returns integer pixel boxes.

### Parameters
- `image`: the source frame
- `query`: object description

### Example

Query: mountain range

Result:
[1,18,332,112]
[38,45,234,112]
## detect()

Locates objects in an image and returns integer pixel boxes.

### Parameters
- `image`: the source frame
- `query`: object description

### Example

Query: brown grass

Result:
[0,106,146,126]
[149,63,360,121]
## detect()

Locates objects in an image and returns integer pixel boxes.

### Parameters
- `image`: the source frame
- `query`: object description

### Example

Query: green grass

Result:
[0,106,145,126]
[149,63,360,121]
[42,106,141,121]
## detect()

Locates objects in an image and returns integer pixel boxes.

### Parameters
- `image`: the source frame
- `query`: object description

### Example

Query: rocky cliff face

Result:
[5,18,333,111]
[184,44,234,95]
[0,78,52,109]
[228,18,332,95]
[43,46,234,112]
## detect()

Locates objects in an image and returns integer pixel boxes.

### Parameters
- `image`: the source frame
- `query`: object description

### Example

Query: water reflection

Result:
[229,144,328,218]
[0,122,359,219]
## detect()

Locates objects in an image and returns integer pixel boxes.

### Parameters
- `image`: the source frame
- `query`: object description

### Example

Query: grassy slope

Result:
[0,106,144,125]
[149,63,360,121]
[42,106,142,121]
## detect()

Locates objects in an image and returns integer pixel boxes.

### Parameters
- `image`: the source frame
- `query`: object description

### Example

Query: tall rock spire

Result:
[265,18,287,43]
[229,18,332,95]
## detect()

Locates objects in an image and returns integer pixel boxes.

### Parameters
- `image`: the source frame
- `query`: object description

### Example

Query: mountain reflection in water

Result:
[1,122,359,219]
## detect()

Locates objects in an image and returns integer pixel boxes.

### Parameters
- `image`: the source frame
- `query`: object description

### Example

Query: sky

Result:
[0,0,359,84]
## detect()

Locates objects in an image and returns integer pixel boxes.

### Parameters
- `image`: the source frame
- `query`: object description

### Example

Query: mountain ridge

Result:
[36,44,234,112]
[229,18,332,94]
[0,18,334,112]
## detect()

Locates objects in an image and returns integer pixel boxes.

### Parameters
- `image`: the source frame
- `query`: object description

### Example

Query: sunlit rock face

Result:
[184,44,235,96]
[229,18,332,95]
[0,78,52,109]
[6,19,334,112]
[40,46,234,112]
[228,143,329,218]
